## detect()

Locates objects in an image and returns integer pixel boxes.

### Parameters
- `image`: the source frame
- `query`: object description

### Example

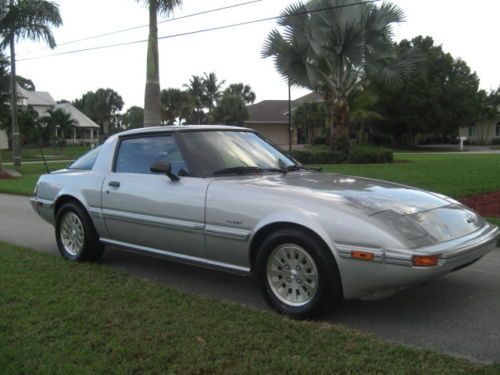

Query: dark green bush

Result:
[491,138,500,145]
[290,148,393,164]
[347,148,393,164]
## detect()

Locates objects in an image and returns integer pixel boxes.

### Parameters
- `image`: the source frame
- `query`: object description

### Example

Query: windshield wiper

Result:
[213,166,286,176]
[285,164,306,171]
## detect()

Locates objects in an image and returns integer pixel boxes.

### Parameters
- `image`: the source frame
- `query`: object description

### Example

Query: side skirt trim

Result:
[100,237,252,276]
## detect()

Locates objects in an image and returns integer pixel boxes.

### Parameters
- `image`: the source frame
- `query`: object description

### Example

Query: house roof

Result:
[245,92,324,124]
[16,84,56,107]
[246,100,289,123]
[54,102,101,129]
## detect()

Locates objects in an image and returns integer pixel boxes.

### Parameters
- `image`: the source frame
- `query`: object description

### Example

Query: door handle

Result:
[108,181,120,188]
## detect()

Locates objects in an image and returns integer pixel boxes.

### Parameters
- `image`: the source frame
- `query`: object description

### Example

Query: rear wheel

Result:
[255,228,342,319]
[55,202,105,262]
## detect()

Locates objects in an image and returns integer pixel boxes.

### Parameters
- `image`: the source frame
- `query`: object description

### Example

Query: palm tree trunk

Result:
[143,0,162,127]
[330,97,351,153]
[9,34,21,166]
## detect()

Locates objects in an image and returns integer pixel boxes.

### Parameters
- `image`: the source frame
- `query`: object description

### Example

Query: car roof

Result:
[116,124,252,138]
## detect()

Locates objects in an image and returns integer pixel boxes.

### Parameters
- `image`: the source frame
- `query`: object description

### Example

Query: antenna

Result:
[38,139,50,174]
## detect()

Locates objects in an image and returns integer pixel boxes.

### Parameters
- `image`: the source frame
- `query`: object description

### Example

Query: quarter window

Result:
[69,146,101,170]
[115,135,190,175]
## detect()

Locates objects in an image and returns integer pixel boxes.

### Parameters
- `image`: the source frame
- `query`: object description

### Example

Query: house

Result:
[244,92,323,146]
[0,85,101,148]
[16,84,56,117]
[459,116,500,144]
[54,102,100,145]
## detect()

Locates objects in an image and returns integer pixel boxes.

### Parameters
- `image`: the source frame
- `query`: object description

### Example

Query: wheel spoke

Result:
[266,243,319,307]
[59,212,85,257]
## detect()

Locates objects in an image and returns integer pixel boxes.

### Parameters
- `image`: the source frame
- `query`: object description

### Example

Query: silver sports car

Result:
[31,125,499,318]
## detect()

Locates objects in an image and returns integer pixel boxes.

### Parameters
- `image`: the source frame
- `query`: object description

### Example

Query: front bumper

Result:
[30,196,56,225]
[337,223,499,300]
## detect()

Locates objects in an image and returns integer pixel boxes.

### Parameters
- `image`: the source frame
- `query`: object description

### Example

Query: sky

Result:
[11,0,500,111]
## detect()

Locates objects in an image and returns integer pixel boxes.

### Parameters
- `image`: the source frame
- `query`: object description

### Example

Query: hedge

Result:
[290,148,393,164]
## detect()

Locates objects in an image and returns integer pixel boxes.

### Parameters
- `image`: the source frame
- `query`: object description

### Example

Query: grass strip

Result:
[0,162,69,196]
[0,243,498,375]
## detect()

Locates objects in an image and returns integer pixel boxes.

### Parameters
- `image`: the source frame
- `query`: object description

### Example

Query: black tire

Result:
[255,228,342,319]
[55,201,105,262]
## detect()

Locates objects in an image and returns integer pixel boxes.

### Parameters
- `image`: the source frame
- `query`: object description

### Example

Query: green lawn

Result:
[0,162,69,196]
[1,145,90,162]
[1,153,499,202]
[312,153,500,198]
[0,243,497,375]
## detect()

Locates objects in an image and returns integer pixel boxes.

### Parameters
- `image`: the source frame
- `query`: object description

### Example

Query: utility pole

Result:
[9,30,21,167]
[288,79,292,153]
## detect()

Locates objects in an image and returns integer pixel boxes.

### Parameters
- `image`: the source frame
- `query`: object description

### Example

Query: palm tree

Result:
[0,0,62,166]
[40,108,77,151]
[263,0,420,152]
[161,88,193,125]
[138,0,183,127]
[224,83,256,104]
[184,75,206,124]
[0,52,10,172]
[202,72,225,116]
[349,89,383,144]
[212,94,249,126]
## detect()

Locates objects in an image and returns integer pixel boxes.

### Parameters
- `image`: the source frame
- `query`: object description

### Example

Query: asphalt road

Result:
[1,193,499,363]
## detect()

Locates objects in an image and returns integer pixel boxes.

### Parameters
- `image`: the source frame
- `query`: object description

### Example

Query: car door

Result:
[101,133,208,259]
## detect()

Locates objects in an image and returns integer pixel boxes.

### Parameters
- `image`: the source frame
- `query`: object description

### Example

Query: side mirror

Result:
[150,160,179,181]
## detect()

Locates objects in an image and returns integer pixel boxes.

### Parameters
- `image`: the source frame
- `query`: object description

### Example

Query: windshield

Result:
[68,146,101,170]
[180,131,298,177]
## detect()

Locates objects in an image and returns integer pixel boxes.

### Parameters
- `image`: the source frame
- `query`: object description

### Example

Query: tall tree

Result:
[223,83,256,104]
[263,0,419,152]
[0,0,62,166]
[122,106,144,129]
[0,52,9,172]
[138,0,182,127]
[73,88,124,140]
[212,93,248,126]
[370,36,482,145]
[16,75,35,91]
[161,88,192,125]
[202,72,225,116]
[348,89,383,144]
[184,75,206,124]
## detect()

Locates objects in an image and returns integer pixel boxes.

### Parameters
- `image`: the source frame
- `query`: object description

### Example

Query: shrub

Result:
[491,138,500,145]
[348,148,393,164]
[290,148,393,164]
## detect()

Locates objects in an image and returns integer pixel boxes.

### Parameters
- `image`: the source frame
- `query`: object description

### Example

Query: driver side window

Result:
[115,135,190,175]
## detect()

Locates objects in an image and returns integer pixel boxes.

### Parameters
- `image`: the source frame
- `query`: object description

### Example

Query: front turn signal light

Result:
[413,255,439,267]
[351,251,375,261]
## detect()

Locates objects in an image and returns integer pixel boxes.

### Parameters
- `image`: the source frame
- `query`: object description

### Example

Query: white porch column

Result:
[90,128,94,143]
[73,128,76,144]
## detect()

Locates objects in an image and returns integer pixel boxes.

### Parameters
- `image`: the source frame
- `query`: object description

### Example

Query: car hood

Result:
[236,171,451,216]
[234,171,485,244]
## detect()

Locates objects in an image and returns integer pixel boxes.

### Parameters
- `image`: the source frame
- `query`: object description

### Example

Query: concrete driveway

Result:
[0,193,499,363]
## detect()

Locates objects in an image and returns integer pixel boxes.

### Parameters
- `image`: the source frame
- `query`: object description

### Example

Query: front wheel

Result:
[255,228,342,319]
[55,202,105,262]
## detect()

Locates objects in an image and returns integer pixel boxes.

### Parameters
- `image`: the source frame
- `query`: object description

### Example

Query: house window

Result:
[496,122,500,137]
[468,126,475,137]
